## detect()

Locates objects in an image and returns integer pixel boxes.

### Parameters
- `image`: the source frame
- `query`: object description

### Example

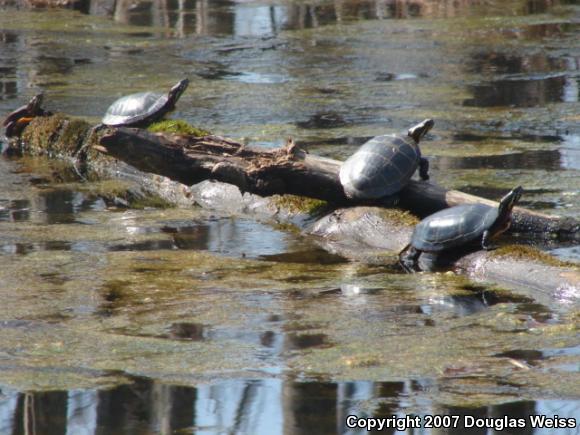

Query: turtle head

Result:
[28,93,44,111]
[169,78,189,103]
[408,118,434,143]
[498,186,523,218]
[488,186,522,239]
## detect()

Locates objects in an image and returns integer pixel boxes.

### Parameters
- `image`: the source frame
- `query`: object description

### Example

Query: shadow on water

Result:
[0,376,578,434]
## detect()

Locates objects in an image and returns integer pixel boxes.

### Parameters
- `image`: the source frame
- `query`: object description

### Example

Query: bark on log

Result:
[4,114,580,308]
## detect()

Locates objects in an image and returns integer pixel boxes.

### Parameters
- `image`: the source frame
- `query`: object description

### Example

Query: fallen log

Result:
[4,112,580,307]
[97,127,579,237]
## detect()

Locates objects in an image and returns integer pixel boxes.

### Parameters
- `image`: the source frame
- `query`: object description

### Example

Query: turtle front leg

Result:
[481,230,497,251]
[419,157,430,181]
[399,244,421,273]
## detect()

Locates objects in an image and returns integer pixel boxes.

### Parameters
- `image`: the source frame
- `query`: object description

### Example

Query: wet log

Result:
[4,114,580,307]
[98,127,579,237]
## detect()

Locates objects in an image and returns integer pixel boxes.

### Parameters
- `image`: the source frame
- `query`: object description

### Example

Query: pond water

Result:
[0,0,579,433]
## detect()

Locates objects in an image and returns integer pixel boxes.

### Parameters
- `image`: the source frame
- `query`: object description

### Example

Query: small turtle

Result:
[102,78,189,127]
[339,119,434,199]
[399,186,523,272]
[3,93,47,138]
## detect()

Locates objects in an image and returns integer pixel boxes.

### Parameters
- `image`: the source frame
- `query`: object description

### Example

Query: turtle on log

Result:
[399,186,523,272]
[339,119,434,200]
[3,94,48,138]
[102,78,189,127]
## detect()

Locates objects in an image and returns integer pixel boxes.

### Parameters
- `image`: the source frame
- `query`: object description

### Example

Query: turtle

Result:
[399,186,523,272]
[339,118,434,200]
[3,93,47,138]
[102,78,189,127]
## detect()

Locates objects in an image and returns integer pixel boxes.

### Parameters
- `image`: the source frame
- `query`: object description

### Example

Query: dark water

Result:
[0,0,579,433]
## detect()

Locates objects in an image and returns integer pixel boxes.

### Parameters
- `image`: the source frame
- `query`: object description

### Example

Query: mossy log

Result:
[5,113,580,307]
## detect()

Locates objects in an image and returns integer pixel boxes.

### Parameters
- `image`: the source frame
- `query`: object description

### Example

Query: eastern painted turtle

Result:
[339,119,433,199]
[102,78,189,127]
[3,93,47,138]
[399,186,523,272]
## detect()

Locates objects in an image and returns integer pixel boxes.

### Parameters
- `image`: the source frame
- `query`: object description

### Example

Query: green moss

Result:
[21,113,68,155]
[272,194,328,216]
[19,114,94,158]
[492,245,578,268]
[377,208,420,227]
[75,179,135,197]
[128,194,173,209]
[147,119,210,137]
[57,118,92,153]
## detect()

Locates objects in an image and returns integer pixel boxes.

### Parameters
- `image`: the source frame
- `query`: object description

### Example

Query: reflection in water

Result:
[109,0,430,37]
[180,219,291,257]
[0,31,18,101]
[464,75,571,108]
[107,0,580,37]
[0,199,31,222]
[0,189,106,224]
[465,47,579,107]
[162,219,343,262]
[434,150,563,171]
[0,378,578,434]
[560,134,580,171]
[468,51,569,75]
[7,0,572,38]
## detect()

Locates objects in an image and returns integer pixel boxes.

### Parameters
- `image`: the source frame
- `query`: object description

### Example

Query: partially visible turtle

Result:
[339,119,434,200]
[399,186,523,272]
[102,78,189,127]
[3,93,47,138]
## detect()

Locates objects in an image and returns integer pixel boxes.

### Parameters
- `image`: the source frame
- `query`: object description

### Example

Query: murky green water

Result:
[0,0,579,433]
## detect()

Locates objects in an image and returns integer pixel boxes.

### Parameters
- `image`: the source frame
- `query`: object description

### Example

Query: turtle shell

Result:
[411,203,499,252]
[102,91,169,126]
[339,135,421,199]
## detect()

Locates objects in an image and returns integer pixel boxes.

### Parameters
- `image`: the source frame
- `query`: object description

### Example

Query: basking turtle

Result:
[399,186,523,272]
[102,78,189,127]
[339,119,434,199]
[3,93,47,138]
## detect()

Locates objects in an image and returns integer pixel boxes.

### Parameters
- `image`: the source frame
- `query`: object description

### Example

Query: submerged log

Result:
[4,113,580,307]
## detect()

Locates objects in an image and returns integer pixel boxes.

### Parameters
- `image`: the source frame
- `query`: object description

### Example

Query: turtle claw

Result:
[398,244,420,273]
[399,260,417,274]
